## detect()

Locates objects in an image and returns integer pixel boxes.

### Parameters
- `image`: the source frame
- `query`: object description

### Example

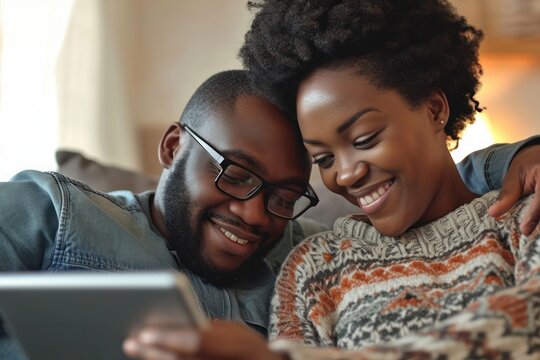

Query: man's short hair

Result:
[179,70,263,130]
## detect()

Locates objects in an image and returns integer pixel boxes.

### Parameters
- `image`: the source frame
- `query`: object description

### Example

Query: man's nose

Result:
[228,191,270,227]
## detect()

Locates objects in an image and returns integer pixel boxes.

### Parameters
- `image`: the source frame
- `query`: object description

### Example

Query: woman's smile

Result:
[354,178,395,214]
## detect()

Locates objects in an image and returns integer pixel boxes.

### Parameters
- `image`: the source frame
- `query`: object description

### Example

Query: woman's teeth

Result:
[219,227,249,245]
[359,179,393,206]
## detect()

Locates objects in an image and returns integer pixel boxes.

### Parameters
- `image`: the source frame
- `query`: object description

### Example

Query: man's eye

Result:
[221,173,253,186]
[312,155,334,169]
[271,194,295,210]
[354,131,380,148]
[210,163,222,175]
[270,190,302,211]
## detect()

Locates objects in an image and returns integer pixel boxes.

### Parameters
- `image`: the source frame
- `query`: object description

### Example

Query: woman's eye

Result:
[354,131,380,148]
[312,155,334,169]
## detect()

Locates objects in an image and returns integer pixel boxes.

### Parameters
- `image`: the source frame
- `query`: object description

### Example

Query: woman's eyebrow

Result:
[337,108,380,134]
[302,107,380,145]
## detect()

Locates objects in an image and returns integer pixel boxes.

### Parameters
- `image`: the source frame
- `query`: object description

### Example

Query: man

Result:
[0,70,320,359]
[0,70,539,359]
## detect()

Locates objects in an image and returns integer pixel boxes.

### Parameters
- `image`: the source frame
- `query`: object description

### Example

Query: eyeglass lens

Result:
[218,164,263,199]
[217,164,310,218]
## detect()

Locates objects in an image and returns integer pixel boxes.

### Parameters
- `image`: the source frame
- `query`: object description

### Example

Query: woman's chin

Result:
[370,218,409,237]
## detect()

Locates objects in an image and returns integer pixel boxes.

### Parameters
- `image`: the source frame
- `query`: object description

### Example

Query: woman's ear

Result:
[426,89,450,133]
[158,123,185,169]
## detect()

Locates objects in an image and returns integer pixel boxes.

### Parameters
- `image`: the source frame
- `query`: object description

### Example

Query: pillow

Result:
[55,150,158,193]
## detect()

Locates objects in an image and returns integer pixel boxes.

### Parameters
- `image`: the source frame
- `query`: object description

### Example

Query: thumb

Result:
[488,176,521,218]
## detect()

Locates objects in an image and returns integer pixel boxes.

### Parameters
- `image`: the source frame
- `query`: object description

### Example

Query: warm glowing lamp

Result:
[450,113,495,163]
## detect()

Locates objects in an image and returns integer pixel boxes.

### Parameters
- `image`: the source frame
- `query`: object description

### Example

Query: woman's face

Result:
[297,67,452,236]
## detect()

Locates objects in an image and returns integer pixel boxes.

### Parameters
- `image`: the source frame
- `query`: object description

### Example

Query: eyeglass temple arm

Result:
[180,123,225,163]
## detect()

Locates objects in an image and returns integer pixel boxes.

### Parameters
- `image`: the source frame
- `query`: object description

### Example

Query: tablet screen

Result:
[0,271,207,360]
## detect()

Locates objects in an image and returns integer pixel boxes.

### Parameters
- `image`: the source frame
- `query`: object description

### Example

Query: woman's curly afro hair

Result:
[240,0,484,143]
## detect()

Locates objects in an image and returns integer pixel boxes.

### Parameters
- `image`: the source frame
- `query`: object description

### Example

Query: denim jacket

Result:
[0,136,538,359]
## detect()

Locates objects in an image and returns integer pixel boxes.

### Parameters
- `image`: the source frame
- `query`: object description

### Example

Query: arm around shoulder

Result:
[459,136,540,235]
[457,135,540,194]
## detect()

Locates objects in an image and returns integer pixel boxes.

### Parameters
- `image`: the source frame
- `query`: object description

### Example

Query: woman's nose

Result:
[335,158,369,187]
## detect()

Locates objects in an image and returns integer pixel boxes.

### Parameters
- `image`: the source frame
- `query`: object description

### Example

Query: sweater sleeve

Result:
[269,238,328,347]
[269,195,540,360]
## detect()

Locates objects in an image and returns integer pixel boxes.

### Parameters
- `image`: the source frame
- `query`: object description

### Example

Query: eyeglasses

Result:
[180,123,319,219]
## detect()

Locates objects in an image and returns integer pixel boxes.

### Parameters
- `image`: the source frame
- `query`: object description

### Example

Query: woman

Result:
[125,1,540,359]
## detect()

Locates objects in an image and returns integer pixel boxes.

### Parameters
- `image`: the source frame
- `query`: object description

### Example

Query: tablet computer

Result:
[0,271,207,360]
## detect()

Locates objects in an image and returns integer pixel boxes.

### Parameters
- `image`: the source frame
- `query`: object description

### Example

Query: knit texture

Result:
[269,191,540,359]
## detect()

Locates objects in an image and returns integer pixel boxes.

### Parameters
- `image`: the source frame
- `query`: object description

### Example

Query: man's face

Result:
[159,95,311,285]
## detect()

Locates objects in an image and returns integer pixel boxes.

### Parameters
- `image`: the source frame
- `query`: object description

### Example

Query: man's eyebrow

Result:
[336,108,380,134]
[222,149,262,169]
[302,108,380,146]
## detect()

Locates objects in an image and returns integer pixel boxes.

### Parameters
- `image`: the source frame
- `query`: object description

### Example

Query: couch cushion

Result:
[55,150,158,193]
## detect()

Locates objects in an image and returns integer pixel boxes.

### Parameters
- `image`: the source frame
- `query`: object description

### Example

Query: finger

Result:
[196,321,274,360]
[123,338,180,360]
[488,177,522,218]
[521,187,540,236]
[136,323,277,360]
[124,338,145,358]
[137,328,200,356]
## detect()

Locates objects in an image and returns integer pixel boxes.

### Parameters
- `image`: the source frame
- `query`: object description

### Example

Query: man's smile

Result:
[218,226,249,245]
[205,214,265,262]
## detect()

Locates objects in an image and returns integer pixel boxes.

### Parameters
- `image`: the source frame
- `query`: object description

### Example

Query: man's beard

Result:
[162,155,277,286]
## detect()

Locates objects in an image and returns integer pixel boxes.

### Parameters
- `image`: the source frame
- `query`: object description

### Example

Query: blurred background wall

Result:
[0,0,253,180]
[0,0,539,181]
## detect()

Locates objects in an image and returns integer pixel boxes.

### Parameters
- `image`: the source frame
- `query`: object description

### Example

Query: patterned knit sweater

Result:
[269,191,540,359]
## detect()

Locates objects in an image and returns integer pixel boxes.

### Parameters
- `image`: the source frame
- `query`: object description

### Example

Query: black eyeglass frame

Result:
[179,123,319,219]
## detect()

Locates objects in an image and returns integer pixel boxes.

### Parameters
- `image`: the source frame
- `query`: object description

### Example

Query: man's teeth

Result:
[219,227,249,245]
[359,180,393,206]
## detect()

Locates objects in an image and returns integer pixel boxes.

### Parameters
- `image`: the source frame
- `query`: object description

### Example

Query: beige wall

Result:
[124,0,252,175]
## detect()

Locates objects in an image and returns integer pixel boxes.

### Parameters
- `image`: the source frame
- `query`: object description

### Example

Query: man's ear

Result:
[158,123,185,169]
[426,89,450,133]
